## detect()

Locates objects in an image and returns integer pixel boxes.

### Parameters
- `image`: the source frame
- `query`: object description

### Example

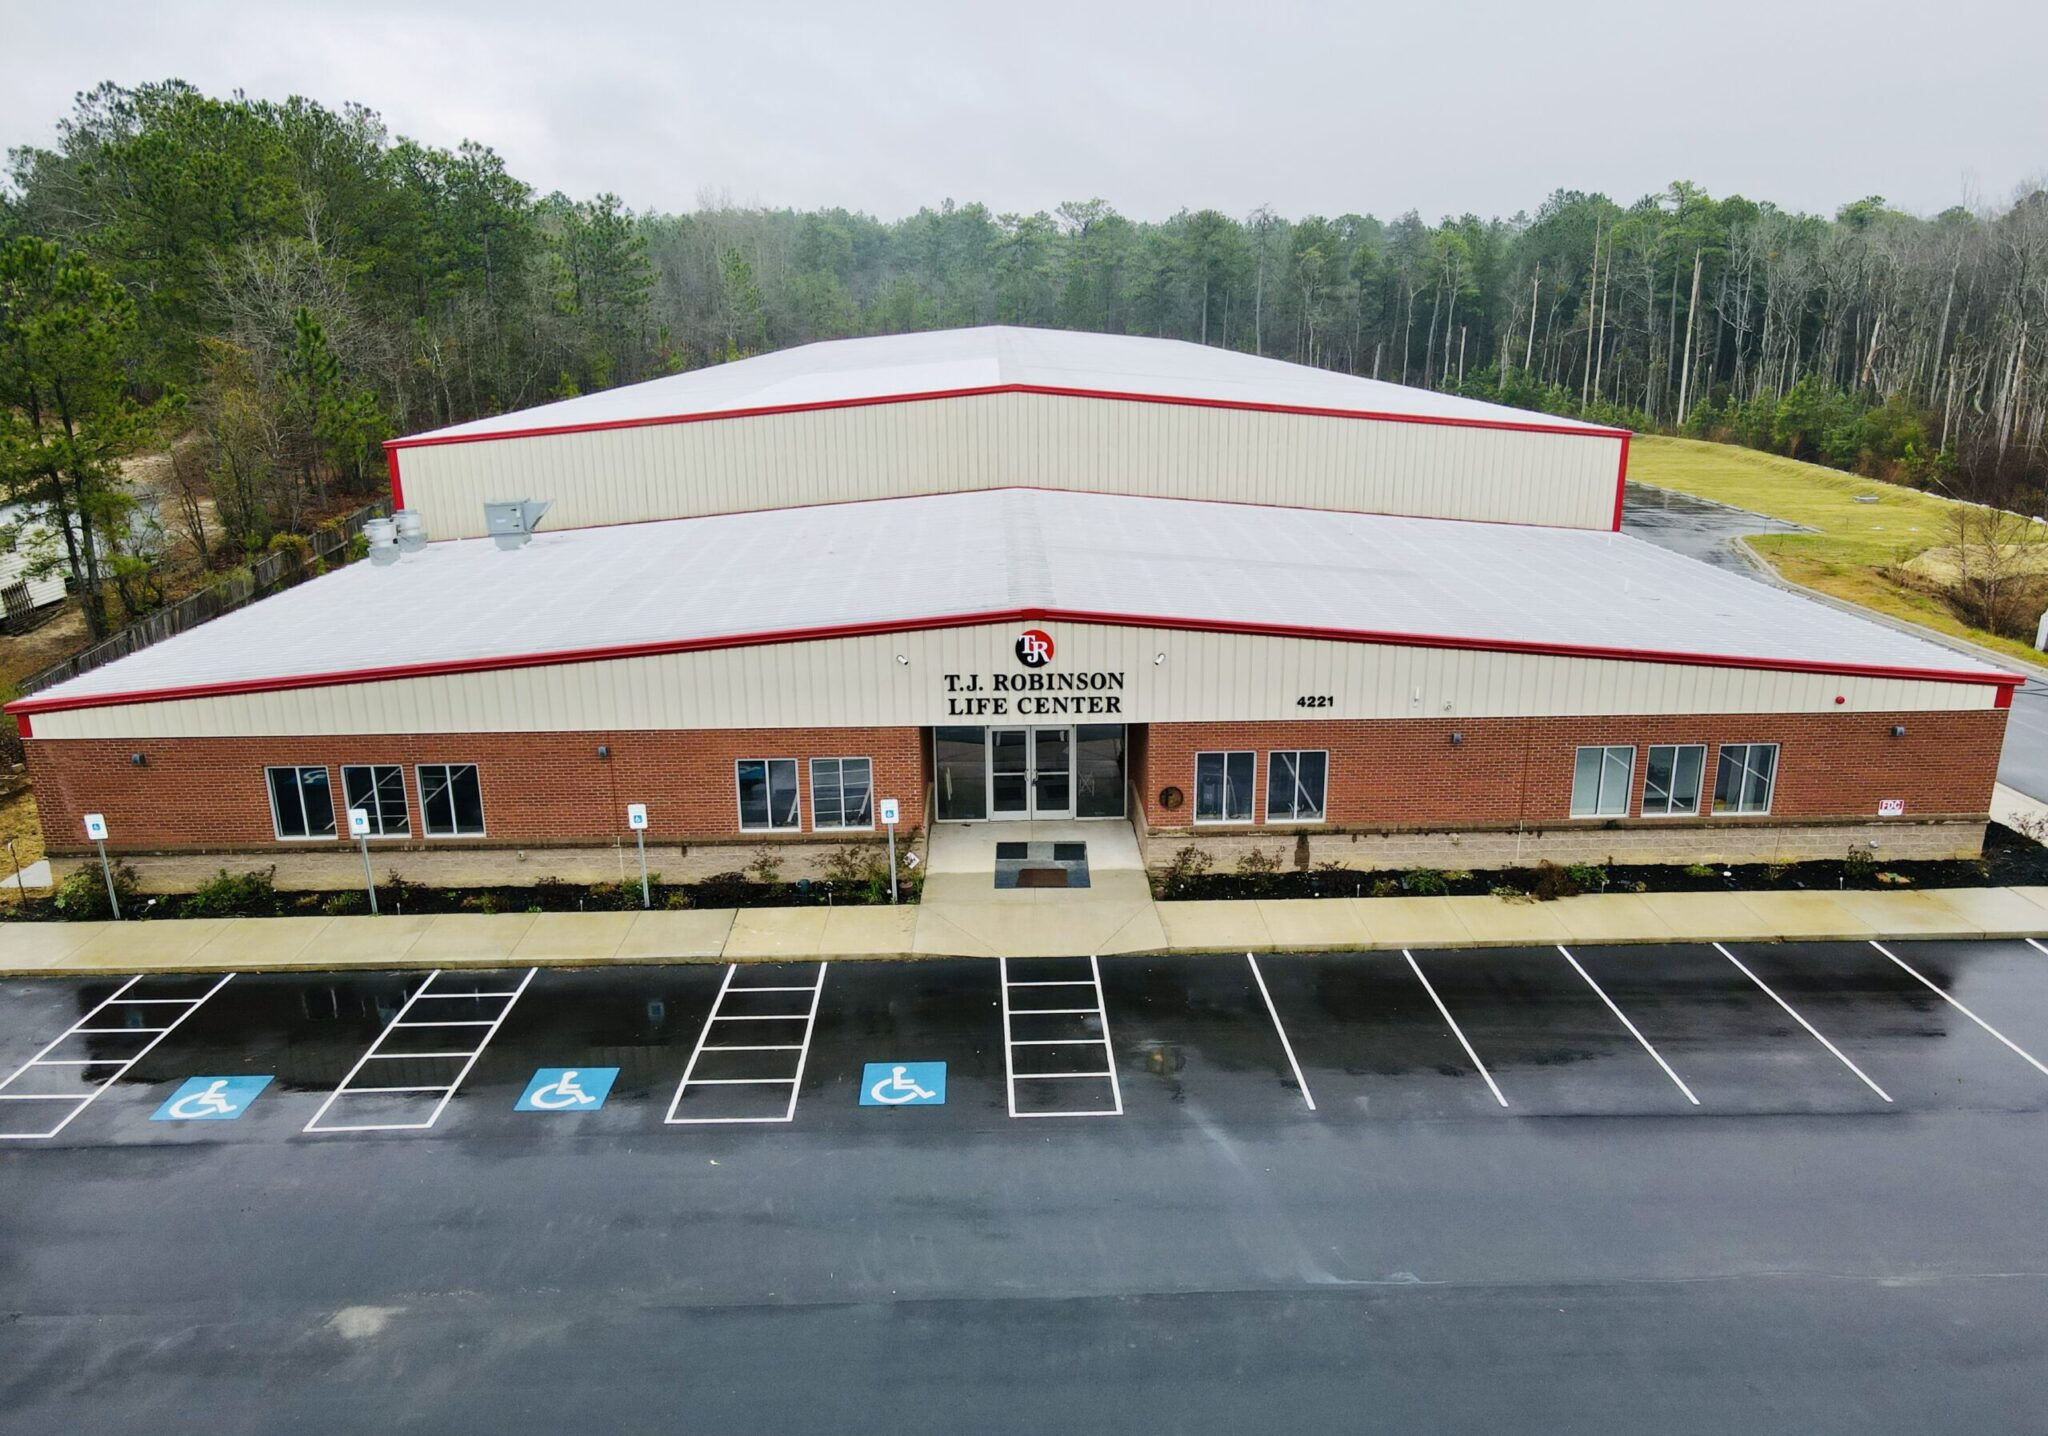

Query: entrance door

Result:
[987,726,1074,820]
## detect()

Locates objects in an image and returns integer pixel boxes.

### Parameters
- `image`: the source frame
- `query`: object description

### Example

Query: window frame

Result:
[1639,743,1707,819]
[808,756,875,832]
[1712,742,1780,817]
[1264,749,1329,824]
[1569,744,1636,819]
[340,763,412,838]
[735,757,803,833]
[266,764,337,842]
[415,762,487,838]
[1193,750,1257,826]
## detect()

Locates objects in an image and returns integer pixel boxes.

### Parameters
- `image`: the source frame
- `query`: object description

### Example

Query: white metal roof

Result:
[404,326,1618,442]
[22,490,2010,711]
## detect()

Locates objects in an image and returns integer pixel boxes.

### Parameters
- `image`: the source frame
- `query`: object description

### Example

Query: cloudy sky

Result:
[4,0,2042,222]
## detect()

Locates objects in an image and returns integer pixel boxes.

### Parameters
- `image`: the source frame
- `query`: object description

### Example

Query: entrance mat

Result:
[993,842,1091,890]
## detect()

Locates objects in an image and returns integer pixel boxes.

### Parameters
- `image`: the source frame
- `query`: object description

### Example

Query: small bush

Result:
[695,871,753,907]
[1154,844,1214,900]
[1842,844,1878,880]
[1234,847,1284,894]
[664,890,693,910]
[1562,862,1608,892]
[1490,883,1534,903]
[1368,877,1401,898]
[745,845,784,885]
[180,866,278,918]
[321,891,365,916]
[1402,867,1450,897]
[1683,863,1717,879]
[53,861,141,920]
[1531,862,1581,901]
[822,843,891,902]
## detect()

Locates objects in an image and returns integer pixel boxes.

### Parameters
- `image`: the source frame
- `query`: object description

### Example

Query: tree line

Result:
[3,80,2046,642]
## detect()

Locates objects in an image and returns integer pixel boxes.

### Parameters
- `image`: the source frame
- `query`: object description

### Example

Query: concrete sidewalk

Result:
[2,883,2045,976]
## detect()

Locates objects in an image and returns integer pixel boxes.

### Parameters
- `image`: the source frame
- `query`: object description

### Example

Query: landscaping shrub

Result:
[1234,847,1284,894]
[1842,844,1878,881]
[1530,862,1581,901]
[1153,845,1214,900]
[1402,867,1450,896]
[746,846,784,884]
[1563,862,1609,892]
[179,866,279,918]
[52,861,139,920]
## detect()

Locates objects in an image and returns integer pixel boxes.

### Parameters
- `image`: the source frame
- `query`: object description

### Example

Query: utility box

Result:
[484,499,552,550]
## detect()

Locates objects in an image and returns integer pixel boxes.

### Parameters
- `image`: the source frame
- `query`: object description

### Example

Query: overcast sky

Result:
[5,0,2043,223]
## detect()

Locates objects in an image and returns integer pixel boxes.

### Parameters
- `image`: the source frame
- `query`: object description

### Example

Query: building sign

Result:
[1877,798,1905,817]
[1015,628,1055,667]
[941,669,1125,717]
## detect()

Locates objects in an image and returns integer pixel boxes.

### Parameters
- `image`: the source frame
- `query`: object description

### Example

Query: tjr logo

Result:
[1015,628,1054,668]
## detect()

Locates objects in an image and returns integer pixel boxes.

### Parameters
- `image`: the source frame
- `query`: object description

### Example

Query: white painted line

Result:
[1010,1038,1102,1046]
[1014,1071,1116,1080]
[0,1093,89,1102]
[1556,946,1699,1106]
[1403,950,1508,1108]
[304,968,536,1134]
[1007,979,1095,987]
[666,964,828,1125]
[1247,953,1316,1111]
[1093,954,1125,1118]
[1713,943,1892,1103]
[415,990,521,1000]
[1004,1006,1100,1016]
[999,956,1122,1119]
[1871,940,2048,1079]
[2027,938,2048,959]
[391,1019,498,1028]
[0,973,234,1141]
[345,1085,458,1095]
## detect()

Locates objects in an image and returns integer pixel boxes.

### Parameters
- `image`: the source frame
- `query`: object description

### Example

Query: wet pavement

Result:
[1621,482,2048,800]
[4,939,2048,1432]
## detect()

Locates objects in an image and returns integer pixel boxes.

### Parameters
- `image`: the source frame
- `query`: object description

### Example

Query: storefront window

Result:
[1194,751,1255,823]
[1075,724,1126,818]
[934,727,987,821]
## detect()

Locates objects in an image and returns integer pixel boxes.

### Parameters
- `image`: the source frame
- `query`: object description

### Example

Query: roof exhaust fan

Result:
[363,517,400,566]
[392,508,427,553]
[484,499,552,551]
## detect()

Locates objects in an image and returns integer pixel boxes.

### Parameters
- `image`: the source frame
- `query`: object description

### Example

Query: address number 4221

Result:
[1295,695,1333,708]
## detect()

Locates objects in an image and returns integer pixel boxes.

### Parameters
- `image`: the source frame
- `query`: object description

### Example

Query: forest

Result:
[3,80,2046,644]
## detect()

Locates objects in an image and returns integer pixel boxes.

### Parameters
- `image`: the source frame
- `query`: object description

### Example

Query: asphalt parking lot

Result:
[5,938,2048,1432]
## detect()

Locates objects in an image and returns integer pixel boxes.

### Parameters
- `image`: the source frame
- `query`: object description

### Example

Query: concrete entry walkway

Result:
[923,819,1144,875]
[915,818,1166,958]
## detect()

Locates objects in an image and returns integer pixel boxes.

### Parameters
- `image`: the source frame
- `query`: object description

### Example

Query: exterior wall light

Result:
[896,654,910,666]
[596,744,611,759]
[129,752,147,767]
[1154,653,1166,665]
[1890,725,1907,738]
[1449,732,1463,746]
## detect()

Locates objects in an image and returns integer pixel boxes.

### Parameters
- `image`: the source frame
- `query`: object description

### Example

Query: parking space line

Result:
[303,968,536,1134]
[0,973,235,1140]
[1871,940,2048,1079]
[1712,943,1892,1102]
[665,964,828,1125]
[2027,938,2048,958]
[1402,950,1508,1108]
[1000,956,1123,1118]
[416,990,521,1000]
[1556,946,1699,1106]
[1246,953,1316,1111]
[392,1019,498,1028]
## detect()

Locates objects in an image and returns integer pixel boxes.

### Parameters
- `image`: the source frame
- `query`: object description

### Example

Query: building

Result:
[8,327,2019,889]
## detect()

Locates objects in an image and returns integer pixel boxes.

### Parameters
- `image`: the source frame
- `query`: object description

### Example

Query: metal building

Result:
[9,327,2019,887]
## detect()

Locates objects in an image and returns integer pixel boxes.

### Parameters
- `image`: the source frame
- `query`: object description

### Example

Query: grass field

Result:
[1627,435,2046,668]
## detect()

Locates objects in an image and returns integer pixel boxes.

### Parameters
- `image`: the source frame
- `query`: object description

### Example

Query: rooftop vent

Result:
[484,499,552,551]
[392,508,427,553]
[363,517,400,566]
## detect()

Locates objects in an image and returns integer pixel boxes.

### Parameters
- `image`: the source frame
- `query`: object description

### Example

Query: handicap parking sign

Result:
[860,1062,946,1107]
[515,1067,619,1112]
[152,1075,273,1121]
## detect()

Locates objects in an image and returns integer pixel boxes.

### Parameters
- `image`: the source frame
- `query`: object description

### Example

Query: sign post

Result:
[83,813,118,920]
[627,803,650,908]
[878,797,901,904]
[348,807,379,914]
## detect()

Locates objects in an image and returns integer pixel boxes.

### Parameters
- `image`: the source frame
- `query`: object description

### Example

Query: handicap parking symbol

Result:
[152,1075,273,1122]
[515,1067,620,1112]
[860,1062,946,1107]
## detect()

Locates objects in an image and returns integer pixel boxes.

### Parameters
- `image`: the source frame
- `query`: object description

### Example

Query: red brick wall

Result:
[26,727,926,854]
[1136,711,2006,830]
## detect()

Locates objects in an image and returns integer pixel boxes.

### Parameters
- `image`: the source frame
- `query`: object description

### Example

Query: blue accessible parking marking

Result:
[860,1062,946,1107]
[152,1075,273,1122]
[515,1068,619,1112]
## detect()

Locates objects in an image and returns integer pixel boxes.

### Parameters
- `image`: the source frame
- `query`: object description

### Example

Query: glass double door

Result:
[989,726,1072,820]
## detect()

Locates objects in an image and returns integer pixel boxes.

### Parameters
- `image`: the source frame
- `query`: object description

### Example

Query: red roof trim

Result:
[387,446,405,510]
[6,608,2020,722]
[383,382,1631,452]
[1611,431,1632,532]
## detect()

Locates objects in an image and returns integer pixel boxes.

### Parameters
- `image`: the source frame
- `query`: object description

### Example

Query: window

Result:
[267,766,336,840]
[341,764,411,836]
[1266,750,1328,823]
[737,758,801,831]
[1570,745,1635,818]
[1075,724,1127,819]
[1194,751,1255,824]
[1713,743,1779,815]
[810,757,874,830]
[1641,744,1706,817]
[417,763,485,837]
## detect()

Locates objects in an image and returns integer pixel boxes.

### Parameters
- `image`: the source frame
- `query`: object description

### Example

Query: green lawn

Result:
[1627,435,2044,668]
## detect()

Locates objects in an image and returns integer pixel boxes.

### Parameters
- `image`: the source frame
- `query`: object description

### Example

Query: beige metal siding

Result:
[392,393,1623,539]
[30,621,1996,740]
